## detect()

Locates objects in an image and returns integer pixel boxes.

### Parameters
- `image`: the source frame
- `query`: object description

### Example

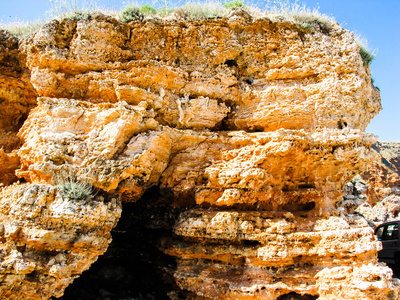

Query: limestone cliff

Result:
[0,183,121,300]
[373,142,400,175]
[0,30,37,185]
[355,142,400,226]
[363,143,400,206]
[0,10,398,300]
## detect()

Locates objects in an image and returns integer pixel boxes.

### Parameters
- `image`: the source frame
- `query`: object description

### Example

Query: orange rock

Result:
[21,14,380,132]
[0,30,37,132]
[0,183,121,299]
[0,11,396,299]
[0,149,20,185]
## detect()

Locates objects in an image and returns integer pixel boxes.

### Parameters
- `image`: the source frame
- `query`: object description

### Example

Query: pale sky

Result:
[1,0,399,141]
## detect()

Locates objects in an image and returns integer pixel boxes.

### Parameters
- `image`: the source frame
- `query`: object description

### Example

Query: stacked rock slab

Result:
[0,183,122,300]
[0,30,37,185]
[1,10,399,299]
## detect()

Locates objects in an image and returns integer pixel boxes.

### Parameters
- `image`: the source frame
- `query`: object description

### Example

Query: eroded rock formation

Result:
[0,183,121,299]
[355,142,400,226]
[0,10,398,299]
[0,30,37,185]
[362,142,400,205]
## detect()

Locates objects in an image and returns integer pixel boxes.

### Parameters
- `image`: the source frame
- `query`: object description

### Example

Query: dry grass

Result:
[356,35,376,67]
[0,0,375,67]
[168,2,229,20]
[0,20,44,37]
[46,0,117,20]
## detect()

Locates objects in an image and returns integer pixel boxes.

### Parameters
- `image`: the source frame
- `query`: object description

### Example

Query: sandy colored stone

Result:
[362,146,400,206]
[0,30,37,132]
[21,13,380,132]
[165,210,398,299]
[16,97,376,213]
[0,11,396,300]
[17,97,166,200]
[0,149,20,185]
[373,142,400,174]
[0,183,121,299]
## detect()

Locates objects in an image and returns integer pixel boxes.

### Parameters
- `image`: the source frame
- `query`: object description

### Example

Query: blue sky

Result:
[1,0,399,141]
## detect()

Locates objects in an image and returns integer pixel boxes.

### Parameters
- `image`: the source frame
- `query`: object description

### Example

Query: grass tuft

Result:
[264,0,334,32]
[224,0,245,9]
[356,36,376,67]
[120,5,145,22]
[68,11,93,21]
[140,4,157,15]
[0,20,44,38]
[358,43,375,67]
[46,0,113,19]
[172,2,228,20]
[54,171,95,200]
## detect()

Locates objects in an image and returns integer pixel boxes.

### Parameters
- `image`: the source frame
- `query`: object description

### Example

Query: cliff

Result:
[356,142,400,226]
[0,10,398,300]
[373,142,400,175]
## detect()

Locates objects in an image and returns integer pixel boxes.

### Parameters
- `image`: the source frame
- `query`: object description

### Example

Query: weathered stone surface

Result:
[373,142,400,175]
[0,183,121,299]
[0,30,37,132]
[353,142,400,227]
[0,12,396,300]
[362,144,400,206]
[17,97,166,200]
[164,210,398,299]
[0,148,20,185]
[0,30,36,186]
[357,195,400,227]
[162,129,376,214]
[17,97,376,214]
[21,14,380,132]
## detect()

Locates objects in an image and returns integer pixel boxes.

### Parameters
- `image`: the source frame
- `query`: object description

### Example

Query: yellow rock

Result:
[0,11,396,299]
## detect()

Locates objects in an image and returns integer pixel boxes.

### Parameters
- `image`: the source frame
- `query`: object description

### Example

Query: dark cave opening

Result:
[277,292,319,300]
[56,187,182,300]
[282,201,316,212]
[224,59,238,68]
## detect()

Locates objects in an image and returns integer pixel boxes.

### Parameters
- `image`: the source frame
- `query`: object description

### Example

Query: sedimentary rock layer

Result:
[165,211,394,299]
[0,30,37,185]
[21,13,380,133]
[0,183,121,299]
[0,30,37,133]
[0,10,397,300]
[17,97,376,215]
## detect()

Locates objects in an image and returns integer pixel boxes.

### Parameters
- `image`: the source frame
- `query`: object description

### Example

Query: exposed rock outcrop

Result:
[362,142,400,206]
[0,30,37,185]
[355,142,400,226]
[373,142,400,174]
[0,30,37,133]
[20,14,380,133]
[0,183,121,299]
[0,11,397,300]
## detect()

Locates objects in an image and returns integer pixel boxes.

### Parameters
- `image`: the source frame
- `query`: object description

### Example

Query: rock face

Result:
[0,30,37,133]
[363,142,400,205]
[20,14,380,133]
[0,30,37,185]
[0,183,121,299]
[0,11,398,299]
[373,142,400,175]
[356,142,400,226]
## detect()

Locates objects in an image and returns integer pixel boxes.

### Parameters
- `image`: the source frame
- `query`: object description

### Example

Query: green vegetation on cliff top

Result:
[0,0,375,66]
